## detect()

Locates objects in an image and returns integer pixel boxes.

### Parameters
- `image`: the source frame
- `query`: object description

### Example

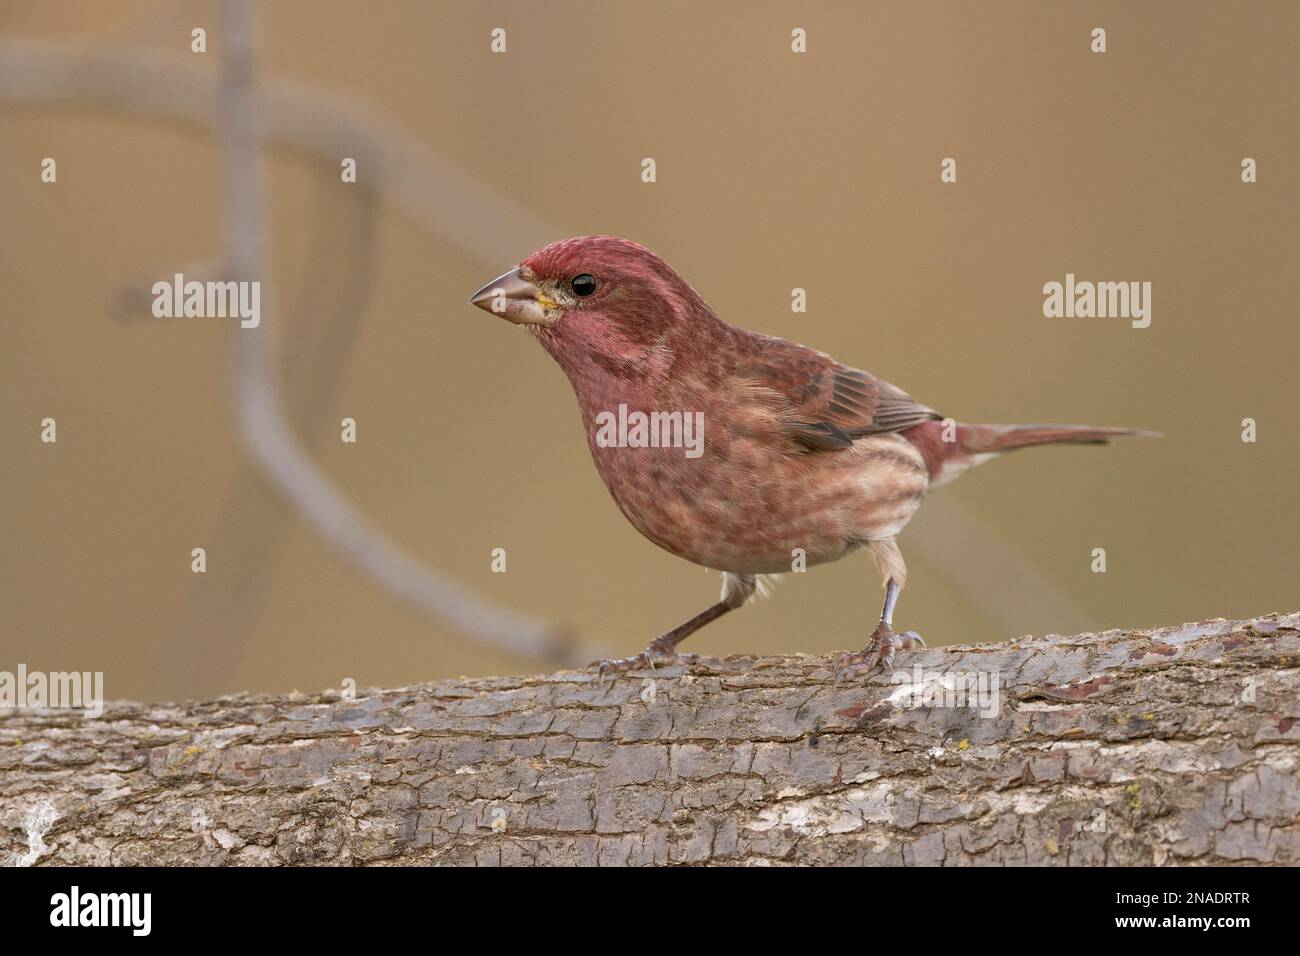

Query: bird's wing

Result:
[731,334,942,451]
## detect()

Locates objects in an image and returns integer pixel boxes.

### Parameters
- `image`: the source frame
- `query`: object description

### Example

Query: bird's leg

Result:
[835,576,926,681]
[591,573,756,679]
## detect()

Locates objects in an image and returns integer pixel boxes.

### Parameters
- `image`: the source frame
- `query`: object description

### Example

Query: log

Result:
[3,614,1297,866]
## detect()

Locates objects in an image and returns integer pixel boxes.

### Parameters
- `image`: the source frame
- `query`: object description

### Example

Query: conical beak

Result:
[468,267,557,325]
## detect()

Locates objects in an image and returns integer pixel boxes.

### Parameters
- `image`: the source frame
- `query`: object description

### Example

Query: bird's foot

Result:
[834,622,925,683]
[590,642,697,681]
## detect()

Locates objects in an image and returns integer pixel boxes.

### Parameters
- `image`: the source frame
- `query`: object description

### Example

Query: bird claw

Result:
[834,624,925,684]
[590,649,698,682]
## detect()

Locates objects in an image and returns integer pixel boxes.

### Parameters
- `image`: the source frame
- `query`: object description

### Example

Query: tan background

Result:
[2,1,1296,702]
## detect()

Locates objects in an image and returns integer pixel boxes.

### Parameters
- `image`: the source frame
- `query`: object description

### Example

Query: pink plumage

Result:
[470,236,1153,677]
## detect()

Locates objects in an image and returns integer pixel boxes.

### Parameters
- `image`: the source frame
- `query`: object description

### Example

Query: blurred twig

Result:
[0,24,575,662]
[213,0,572,663]
[0,37,555,258]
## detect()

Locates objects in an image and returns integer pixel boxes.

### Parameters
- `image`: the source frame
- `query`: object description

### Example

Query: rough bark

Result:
[2,614,1297,866]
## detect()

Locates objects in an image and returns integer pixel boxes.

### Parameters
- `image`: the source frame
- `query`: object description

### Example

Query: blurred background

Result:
[2,1,1296,703]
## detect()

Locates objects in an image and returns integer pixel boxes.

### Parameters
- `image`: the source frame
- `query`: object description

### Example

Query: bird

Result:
[469,236,1153,679]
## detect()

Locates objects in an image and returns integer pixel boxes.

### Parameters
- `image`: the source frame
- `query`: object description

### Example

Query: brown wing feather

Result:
[731,334,941,451]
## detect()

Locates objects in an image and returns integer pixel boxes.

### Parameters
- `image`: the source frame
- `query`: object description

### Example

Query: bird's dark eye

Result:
[570,274,598,297]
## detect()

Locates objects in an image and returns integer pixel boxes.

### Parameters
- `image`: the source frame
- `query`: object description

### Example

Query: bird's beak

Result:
[468,267,558,325]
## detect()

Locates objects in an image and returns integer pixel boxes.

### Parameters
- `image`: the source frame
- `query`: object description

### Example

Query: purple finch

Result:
[470,237,1151,677]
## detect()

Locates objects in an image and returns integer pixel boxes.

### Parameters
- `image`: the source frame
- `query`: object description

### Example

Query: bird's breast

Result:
[582,410,929,574]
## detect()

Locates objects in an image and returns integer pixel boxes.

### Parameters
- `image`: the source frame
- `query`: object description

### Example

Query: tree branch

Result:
[0,26,577,664]
[3,613,1296,866]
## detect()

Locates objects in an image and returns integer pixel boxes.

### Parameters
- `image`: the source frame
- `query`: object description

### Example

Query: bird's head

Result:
[469,236,720,368]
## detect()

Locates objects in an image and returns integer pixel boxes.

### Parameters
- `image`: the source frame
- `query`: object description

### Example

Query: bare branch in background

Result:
[0,38,555,258]
[0,26,577,662]
[0,33,1090,652]
[211,0,575,664]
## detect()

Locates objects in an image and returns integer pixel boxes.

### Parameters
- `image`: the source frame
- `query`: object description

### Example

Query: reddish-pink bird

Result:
[470,236,1151,678]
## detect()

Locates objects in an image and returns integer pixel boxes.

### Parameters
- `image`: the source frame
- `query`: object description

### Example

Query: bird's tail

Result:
[958,423,1158,453]
[902,421,1158,489]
